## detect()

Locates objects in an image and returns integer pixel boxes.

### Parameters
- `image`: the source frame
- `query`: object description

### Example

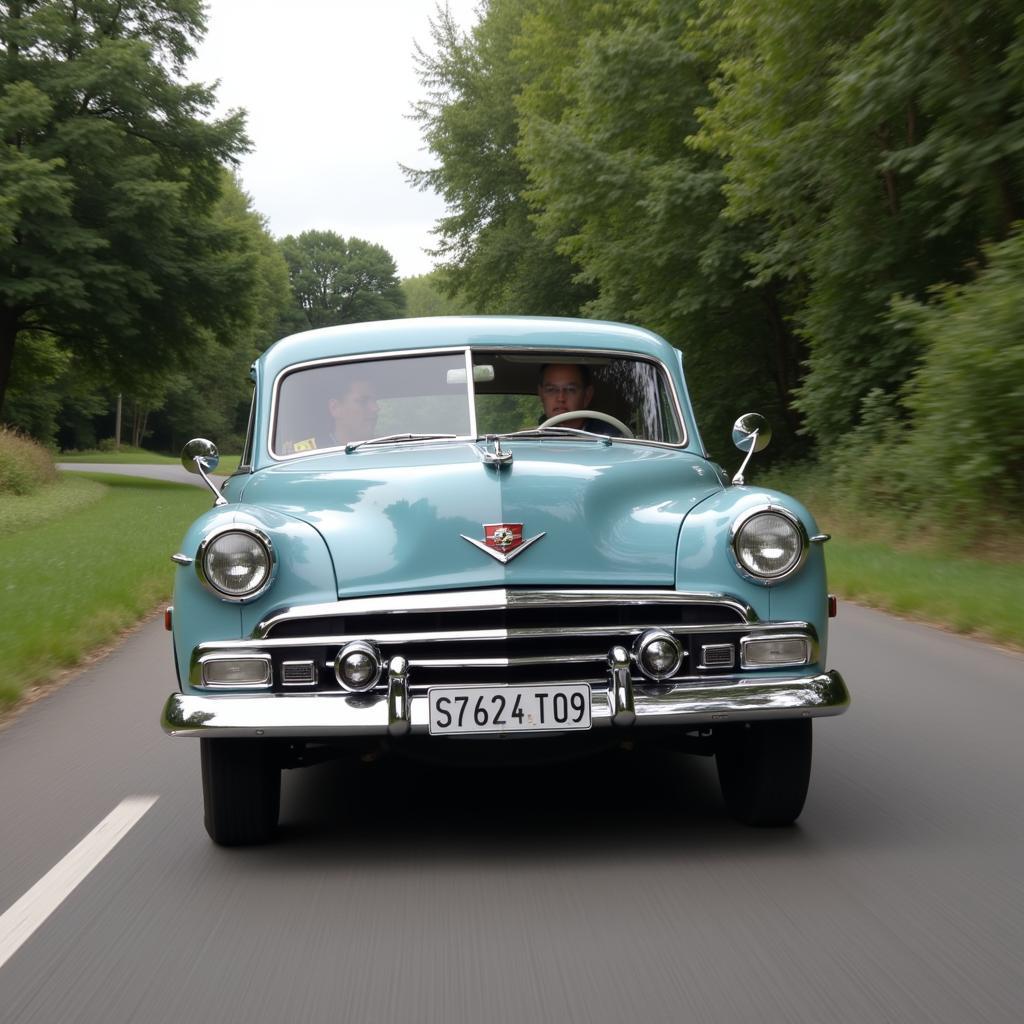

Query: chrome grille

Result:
[255,589,749,693]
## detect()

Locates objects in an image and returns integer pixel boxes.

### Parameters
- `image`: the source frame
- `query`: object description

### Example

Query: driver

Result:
[538,363,617,434]
[538,364,593,429]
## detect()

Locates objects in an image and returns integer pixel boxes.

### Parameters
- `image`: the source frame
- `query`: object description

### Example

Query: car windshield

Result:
[272,349,682,457]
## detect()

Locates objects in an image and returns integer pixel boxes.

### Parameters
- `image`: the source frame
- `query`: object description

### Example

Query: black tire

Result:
[715,719,812,826]
[200,738,281,846]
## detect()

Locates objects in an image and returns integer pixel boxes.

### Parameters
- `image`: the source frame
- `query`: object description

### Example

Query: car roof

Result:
[256,316,676,382]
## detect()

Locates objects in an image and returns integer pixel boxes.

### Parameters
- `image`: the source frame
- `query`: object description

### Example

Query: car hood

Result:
[241,441,723,598]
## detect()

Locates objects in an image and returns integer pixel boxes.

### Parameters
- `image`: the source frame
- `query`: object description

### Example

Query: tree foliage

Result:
[0,0,253,418]
[410,0,1024,504]
[697,0,1024,439]
[278,230,406,330]
[515,0,806,455]
[401,270,471,317]
[405,1,594,315]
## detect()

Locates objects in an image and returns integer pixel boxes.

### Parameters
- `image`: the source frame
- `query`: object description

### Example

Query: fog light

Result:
[741,637,810,668]
[201,656,271,688]
[334,641,382,691]
[634,630,683,680]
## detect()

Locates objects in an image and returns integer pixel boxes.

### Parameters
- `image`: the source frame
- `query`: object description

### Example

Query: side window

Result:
[239,387,257,470]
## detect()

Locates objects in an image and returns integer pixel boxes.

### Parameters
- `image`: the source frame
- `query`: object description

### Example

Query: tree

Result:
[145,175,294,453]
[695,0,1024,442]
[278,230,406,329]
[405,1,593,316]
[515,0,807,455]
[0,0,251,418]
[401,270,471,317]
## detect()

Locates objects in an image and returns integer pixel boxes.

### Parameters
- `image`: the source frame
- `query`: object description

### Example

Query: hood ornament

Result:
[477,435,513,468]
[461,523,545,564]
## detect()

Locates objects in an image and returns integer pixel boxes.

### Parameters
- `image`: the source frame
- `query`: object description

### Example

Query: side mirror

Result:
[181,438,226,506]
[730,414,771,485]
[181,437,220,474]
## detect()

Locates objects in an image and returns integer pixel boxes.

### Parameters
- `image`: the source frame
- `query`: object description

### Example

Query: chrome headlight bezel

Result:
[730,505,809,585]
[195,525,277,602]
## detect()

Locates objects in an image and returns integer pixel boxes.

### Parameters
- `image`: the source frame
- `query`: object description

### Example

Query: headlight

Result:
[196,527,275,601]
[731,507,808,583]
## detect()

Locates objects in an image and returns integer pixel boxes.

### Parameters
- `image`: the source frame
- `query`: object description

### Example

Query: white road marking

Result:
[0,795,158,971]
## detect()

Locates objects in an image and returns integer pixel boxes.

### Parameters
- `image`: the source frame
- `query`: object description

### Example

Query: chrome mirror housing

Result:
[731,414,771,485]
[181,438,226,506]
[181,438,220,474]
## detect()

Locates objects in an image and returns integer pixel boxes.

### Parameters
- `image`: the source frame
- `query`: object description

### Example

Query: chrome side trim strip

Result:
[254,589,758,637]
[161,670,849,736]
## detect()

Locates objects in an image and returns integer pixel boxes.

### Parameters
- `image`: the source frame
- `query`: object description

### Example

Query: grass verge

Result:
[0,473,210,709]
[0,474,107,535]
[763,463,1024,650]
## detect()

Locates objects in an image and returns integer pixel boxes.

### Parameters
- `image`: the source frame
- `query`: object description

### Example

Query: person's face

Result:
[539,365,593,428]
[329,379,379,442]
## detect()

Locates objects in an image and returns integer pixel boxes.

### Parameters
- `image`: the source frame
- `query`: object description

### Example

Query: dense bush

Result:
[0,426,57,496]
[832,226,1024,535]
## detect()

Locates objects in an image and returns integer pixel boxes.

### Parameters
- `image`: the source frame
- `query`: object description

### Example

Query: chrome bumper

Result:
[161,669,849,738]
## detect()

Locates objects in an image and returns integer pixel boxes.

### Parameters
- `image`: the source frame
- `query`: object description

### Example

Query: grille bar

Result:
[256,588,755,638]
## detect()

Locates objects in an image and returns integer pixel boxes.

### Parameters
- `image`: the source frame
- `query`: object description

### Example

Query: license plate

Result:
[428,684,592,735]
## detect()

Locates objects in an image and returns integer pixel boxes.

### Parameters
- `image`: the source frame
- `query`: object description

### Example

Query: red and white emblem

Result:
[462,522,545,564]
[486,523,522,553]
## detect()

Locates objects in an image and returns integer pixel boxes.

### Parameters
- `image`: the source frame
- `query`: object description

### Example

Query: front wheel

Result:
[715,719,812,826]
[200,738,281,846]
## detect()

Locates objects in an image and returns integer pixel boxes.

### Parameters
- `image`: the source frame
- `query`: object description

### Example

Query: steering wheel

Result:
[539,409,634,438]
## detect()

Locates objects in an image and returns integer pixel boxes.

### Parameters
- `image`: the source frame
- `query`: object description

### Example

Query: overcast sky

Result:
[191,1,481,279]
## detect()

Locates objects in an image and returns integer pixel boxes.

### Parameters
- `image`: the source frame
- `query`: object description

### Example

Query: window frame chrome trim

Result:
[266,345,689,462]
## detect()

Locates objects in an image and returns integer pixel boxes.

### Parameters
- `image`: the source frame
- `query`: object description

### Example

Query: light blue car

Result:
[162,316,849,844]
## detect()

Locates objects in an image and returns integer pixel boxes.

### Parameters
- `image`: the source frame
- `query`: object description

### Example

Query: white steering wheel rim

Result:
[539,409,634,438]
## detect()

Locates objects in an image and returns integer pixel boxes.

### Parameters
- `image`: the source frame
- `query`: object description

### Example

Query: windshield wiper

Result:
[493,427,613,445]
[345,433,457,453]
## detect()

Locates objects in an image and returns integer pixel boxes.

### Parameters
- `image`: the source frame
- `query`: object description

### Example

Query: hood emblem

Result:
[461,523,545,564]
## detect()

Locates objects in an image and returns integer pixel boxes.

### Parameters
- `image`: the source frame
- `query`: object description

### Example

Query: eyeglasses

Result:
[541,384,581,398]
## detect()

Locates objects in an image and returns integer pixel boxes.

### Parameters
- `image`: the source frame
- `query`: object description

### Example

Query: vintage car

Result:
[162,316,849,844]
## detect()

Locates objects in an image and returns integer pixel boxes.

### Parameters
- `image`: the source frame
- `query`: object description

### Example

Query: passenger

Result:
[286,377,379,453]
[328,378,379,445]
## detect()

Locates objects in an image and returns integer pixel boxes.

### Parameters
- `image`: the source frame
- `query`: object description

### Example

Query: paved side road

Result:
[0,603,1021,1023]
[57,462,208,487]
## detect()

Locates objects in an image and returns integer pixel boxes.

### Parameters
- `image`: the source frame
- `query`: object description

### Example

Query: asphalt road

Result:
[0,604,1021,1023]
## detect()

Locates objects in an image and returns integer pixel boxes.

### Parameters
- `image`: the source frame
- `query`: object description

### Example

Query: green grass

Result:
[60,447,241,475]
[0,472,210,708]
[827,537,1024,647]
[0,474,107,535]
[762,462,1024,649]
